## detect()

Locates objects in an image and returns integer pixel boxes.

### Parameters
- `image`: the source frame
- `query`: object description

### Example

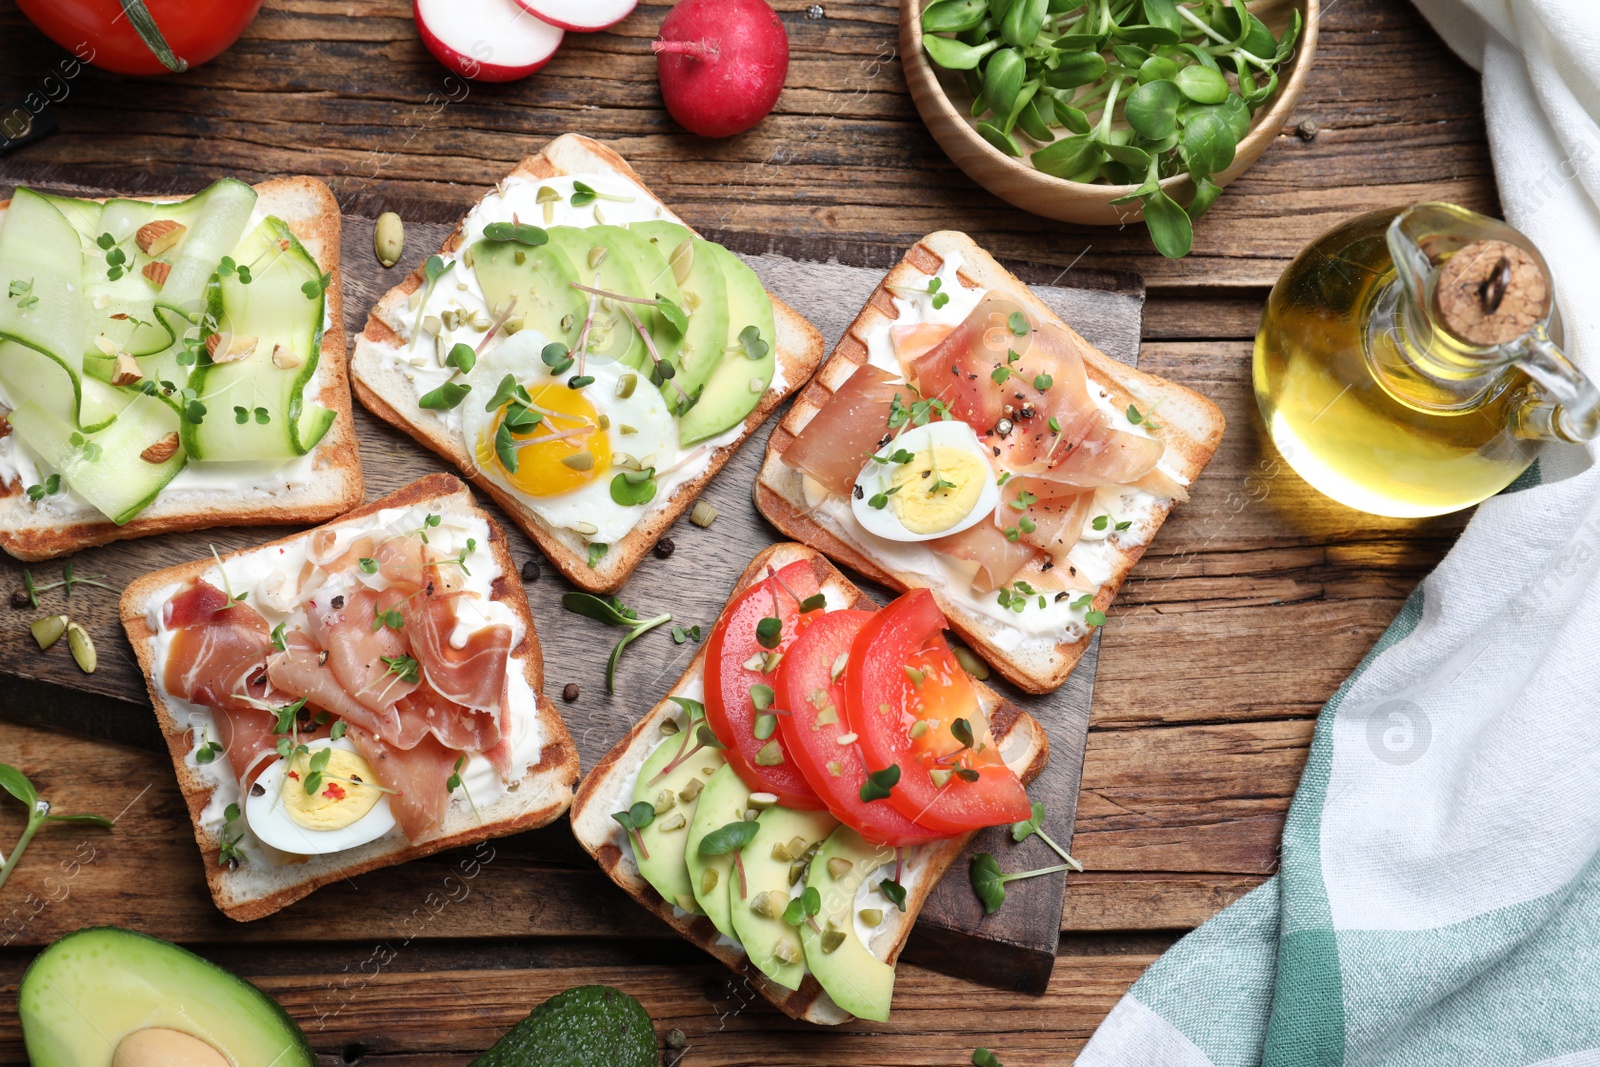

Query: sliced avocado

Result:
[470,985,656,1067]
[729,806,839,991]
[19,926,316,1067]
[542,226,646,370]
[677,243,777,445]
[469,237,585,352]
[685,763,751,943]
[586,224,685,390]
[802,825,900,1022]
[629,221,730,410]
[631,732,728,914]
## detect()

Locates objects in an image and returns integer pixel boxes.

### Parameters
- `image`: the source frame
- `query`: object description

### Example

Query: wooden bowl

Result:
[900,0,1318,225]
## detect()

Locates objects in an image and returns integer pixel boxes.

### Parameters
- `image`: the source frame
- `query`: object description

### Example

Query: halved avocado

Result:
[19,926,316,1067]
[631,733,728,914]
[470,985,655,1067]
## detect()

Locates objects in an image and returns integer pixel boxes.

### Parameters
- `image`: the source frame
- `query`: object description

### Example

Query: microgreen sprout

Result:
[698,819,760,898]
[561,592,672,694]
[612,800,656,860]
[969,852,1078,914]
[0,763,113,893]
[859,764,900,803]
[1011,802,1084,872]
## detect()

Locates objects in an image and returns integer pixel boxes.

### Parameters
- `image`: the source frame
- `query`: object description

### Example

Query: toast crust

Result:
[569,542,1050,1025]
[755,231,1226,694]
[0,176,365,561]
[350,134,824,595]
[118,473,579,922]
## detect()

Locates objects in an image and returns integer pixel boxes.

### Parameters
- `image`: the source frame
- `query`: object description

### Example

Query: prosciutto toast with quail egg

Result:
[0,176,362,561]
[351,134,823,595]
[571,542,1050,1025]
[756,231,1224,694]
[120,474,579,921]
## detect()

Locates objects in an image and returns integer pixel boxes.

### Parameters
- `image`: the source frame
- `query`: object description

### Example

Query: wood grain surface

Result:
[0,0,1491,1061]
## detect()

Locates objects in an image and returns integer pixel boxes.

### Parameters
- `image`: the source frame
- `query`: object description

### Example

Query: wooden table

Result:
[0,0,1490,1062]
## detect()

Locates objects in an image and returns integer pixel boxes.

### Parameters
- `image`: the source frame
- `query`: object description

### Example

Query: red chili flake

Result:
[322,782,347,801]
[287,770,300,781]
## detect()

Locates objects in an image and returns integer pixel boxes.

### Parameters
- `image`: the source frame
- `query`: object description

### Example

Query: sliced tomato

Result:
[704,560,826,809]
[846,589,1033,835]
[775,609,948,847]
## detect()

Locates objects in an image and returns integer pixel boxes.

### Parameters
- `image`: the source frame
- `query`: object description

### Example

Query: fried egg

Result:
[245,737,396,855]
[461,330,679,543]
[852,420,1001,542]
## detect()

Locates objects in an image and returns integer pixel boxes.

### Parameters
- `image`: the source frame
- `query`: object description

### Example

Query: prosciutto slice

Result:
[162,582,276,714]
[266,647,406,742]
[780,364,904,498]
[346,725,459,840]
[889,322,955,379]
[316,587,421,714]
[210,705,280,788]
[999,476,1096,555]
[398,574,511,716]
[927,521,1042,594]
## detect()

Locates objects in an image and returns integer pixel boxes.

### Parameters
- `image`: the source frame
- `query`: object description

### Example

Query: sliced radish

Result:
[414,0,563,82]
[511,0,637,33]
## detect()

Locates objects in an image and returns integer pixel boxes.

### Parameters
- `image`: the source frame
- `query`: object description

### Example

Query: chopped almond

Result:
[93,334,119,357]
[135,219,187,257]
[271,344,303,370]
[92,293,111,311]
[111,351,143,386]
[140,432,181,464]
[141,261,171,288]
[206,333,259,364]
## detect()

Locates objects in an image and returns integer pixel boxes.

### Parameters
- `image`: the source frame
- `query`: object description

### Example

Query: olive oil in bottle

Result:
[1253,203,1598,517]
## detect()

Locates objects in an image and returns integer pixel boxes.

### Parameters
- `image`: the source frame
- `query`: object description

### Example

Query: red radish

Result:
[513,0,636,33]
[415,0,563,82]
[653,0,789,138]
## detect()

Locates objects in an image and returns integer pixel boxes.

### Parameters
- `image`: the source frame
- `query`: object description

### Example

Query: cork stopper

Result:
[1432,239,1548,347]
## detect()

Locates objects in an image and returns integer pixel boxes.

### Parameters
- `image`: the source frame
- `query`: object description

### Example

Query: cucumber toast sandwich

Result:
[0,176,362,560]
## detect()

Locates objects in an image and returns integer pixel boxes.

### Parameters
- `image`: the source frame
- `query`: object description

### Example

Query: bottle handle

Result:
[1511,328,1600,443]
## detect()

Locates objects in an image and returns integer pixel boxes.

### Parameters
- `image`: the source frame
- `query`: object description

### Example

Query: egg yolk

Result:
[283,748,383,832]
[888,444,987,534]
[481,382,611,498]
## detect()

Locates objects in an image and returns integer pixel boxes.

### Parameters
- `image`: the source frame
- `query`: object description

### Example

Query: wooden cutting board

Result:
[0,203,1143,995]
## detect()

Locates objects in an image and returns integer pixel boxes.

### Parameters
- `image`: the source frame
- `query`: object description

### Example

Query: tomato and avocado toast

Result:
[569,543,1052,1026]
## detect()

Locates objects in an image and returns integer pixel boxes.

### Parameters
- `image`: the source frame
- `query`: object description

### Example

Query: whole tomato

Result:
[14,0,264,76]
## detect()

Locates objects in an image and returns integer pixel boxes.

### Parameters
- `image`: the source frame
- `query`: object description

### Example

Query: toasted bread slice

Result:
[351,134,825,595]
[570,542,1050,1025]
[119,473,579,921]
[0,176,363,561]
[755,231,1224,694]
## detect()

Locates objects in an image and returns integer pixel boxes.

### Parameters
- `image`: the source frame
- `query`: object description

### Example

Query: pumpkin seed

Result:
[29,614,67,650]
[67,622,96,674]
[560,451,595,471]
[374,212,404,268]
[670,240,695,285]
[690,500,718,527]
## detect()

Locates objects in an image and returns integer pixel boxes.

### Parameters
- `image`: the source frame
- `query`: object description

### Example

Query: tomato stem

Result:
[119,0,189,73]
